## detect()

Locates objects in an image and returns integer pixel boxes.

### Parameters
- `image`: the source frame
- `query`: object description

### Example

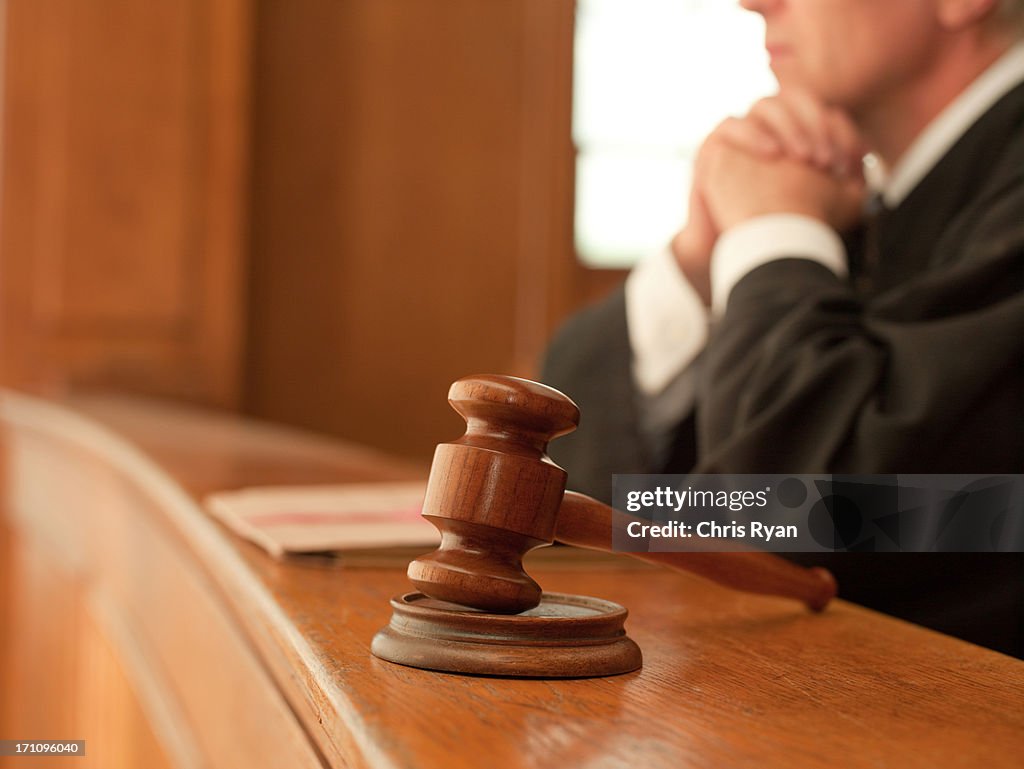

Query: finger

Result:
[747,97,815,162]
[823,109,868,178]
[712,116,783,159]
[771,88,837,169]
[778,88,868,176]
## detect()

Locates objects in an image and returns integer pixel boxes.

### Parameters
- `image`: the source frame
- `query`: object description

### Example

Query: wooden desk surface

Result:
[2,392,1022,769]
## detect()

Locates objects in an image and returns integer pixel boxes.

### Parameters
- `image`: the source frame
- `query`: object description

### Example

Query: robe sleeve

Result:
[697,204,1024,473]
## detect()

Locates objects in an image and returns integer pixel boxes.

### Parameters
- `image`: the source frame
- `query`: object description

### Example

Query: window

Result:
[573,0,776,267]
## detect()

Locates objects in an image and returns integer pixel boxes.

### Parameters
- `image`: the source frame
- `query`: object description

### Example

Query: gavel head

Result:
[407,375,580,614]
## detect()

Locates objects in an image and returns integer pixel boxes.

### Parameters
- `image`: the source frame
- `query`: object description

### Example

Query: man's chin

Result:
[769,63,809,92]
[771,67,839,106]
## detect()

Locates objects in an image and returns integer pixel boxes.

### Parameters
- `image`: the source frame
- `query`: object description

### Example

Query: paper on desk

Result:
[204,481,437,558]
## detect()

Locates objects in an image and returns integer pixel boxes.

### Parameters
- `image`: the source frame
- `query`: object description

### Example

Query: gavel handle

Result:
[556,491,837,612]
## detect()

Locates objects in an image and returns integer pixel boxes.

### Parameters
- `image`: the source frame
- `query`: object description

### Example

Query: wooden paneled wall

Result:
[0,0,251,408]
[0,0,625,461]
[244,0,622,458]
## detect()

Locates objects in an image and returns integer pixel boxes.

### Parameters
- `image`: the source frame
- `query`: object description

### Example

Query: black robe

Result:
[541,82,1024,657]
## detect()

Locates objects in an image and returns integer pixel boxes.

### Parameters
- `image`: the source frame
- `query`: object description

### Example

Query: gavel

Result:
[407,374,837,614]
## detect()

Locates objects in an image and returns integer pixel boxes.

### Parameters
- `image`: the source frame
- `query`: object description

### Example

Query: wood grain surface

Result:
[0,0,250,407]
[2,391,1021,769]
[244,0,626,460]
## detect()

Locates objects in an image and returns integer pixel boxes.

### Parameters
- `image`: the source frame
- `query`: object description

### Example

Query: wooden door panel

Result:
[0,0,250,408]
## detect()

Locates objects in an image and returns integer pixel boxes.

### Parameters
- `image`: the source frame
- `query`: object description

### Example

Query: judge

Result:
[543,0,1024,655]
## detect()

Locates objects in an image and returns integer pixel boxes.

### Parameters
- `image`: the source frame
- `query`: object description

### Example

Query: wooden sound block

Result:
[371,592,642,678]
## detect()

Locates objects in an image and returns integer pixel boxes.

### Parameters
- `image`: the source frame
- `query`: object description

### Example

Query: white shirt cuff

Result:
[625,244,710,396]
[710,214,847,317]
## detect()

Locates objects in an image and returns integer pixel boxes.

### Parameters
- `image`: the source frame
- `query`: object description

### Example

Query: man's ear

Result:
[936,0,999,30]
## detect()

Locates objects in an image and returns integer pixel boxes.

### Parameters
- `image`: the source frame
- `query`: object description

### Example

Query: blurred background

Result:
[0,3,779,765]
[0,0,770,461]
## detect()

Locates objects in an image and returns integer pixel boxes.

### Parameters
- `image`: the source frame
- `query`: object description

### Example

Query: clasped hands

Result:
[673,89,868,304]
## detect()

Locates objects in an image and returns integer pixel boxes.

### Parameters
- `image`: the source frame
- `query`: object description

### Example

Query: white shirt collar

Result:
[872,41,1024,207]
